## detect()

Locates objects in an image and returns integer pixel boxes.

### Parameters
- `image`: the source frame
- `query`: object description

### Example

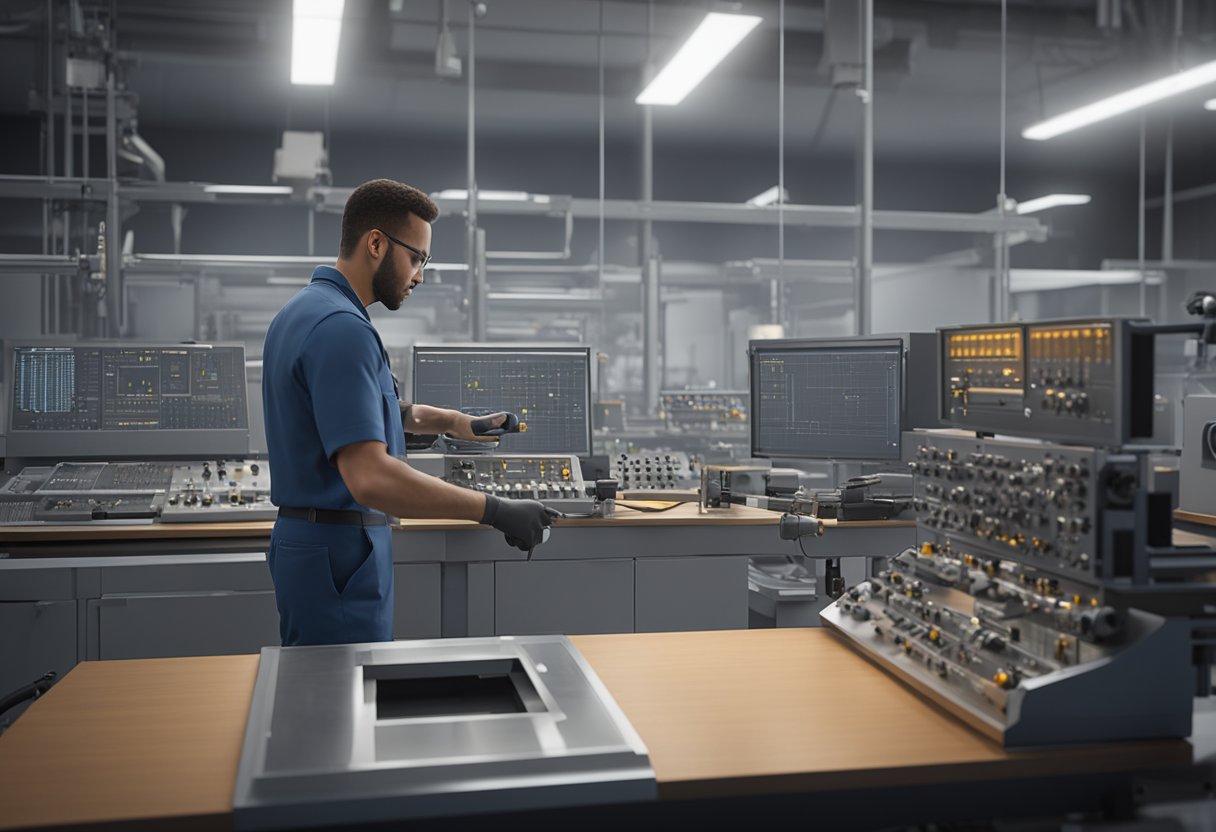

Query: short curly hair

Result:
[339,179,439,258]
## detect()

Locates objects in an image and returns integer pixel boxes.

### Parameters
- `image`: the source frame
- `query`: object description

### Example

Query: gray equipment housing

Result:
[232,635,655,829]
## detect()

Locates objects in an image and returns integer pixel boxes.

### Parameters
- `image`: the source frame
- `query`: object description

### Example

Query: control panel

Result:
[940,318,1155,446]
[612,452,693,490]
[907,433,1138,583]
[435,454,596,514]
[821,547,1189,748]
[160,459,275,523]
[660,390,749,432]
[0,459,274,524]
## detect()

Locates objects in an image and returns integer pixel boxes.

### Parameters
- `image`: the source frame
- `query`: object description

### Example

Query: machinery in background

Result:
[1179,394,1216,516]
[593,400,626,433]
[802,473,911,522]
[1,340,274,525]
[612,451,694,491]
[816,316,1216,748]
[939,318,1167,447]
[0,459,273,524]
[659,390,749,433]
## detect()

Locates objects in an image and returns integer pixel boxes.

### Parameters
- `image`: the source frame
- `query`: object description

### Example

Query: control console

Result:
[160,459,275,523]
[417,454,597,515]
[612,452,693,491]
[940,318,1157,447]
[0,459,274,524]
[660,390,749,432]
[906,433,1139,583]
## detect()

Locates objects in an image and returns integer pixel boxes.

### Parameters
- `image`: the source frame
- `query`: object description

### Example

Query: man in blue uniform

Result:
[262,178,553,646]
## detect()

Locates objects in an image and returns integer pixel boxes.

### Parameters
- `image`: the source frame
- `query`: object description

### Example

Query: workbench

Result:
[0,629,1192,831]
[0,505,916,696]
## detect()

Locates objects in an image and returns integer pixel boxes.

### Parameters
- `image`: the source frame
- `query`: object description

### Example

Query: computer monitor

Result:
[749,336,921,461]
[412,345,592,455]
[7,342,251,459]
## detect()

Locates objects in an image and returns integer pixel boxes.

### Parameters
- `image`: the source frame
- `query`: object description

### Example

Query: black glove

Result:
[470,412,523,437]
[481,494,556,551]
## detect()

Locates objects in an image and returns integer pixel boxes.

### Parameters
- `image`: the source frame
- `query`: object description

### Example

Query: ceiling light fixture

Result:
[1023,59,1216,140]
[636,12,762,106]
[1010,269,1163,292]
[746,186,790,207]
[1205,98,1216,111]
[291,0,345,86]
[204,185,295,195]
[1013,193,1092,215]
[432,189,550,203]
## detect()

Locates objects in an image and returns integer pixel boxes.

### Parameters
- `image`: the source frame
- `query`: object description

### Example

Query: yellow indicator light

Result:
[993,670,1010,688]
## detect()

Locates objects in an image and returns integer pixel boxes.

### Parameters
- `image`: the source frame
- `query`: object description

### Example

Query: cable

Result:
[616,499,695,513]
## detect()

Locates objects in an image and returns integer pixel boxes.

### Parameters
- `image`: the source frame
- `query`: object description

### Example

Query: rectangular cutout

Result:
[369,658,545,720]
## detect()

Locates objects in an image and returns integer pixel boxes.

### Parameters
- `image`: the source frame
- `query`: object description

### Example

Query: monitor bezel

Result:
[748,336,906,461]
[411,343,593,456]
[4,338,252,460]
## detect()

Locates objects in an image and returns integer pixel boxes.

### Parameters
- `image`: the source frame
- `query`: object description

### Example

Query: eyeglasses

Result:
[376,229,431,271]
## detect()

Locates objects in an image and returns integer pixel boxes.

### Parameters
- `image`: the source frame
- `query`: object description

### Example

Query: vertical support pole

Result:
[597,0,606,345]
[855,0,873,336]
[644,256,660,415]
[466,0,479,339]
[105,70,121,336]
[1162,0,1182,267]
[1138,114,1147,317]
[473,228,487,340]
[776,0,785,328]
[993,0,1010,324]
[640,1,658,415]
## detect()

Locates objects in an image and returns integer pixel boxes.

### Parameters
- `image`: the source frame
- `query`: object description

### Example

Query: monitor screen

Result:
[8,343,250,458]
[750,338,903,460]
[412,345,591,455]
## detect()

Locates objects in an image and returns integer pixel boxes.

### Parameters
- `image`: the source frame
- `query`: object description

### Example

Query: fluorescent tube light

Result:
[292,0,345,86]
[1010,269,1162,293]
[1205,98,1216,111]
[1013,194,1092,215]
[204,185,295,195]
[1023,59,1216,140]
[432,189,550,203]
[747,186,790,207]
[636,12,762,106]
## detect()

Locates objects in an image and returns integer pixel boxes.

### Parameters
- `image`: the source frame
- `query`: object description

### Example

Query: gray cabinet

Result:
[87,591,280,660]
[495,559,634,635]
[634,556,748,633]
[393,564,441,639]
[0,600,77,696]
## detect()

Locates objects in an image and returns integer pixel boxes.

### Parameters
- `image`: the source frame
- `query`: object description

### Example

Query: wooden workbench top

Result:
[0,630,1190,830]
[1175,509,1216,528]
[0,503,913,544]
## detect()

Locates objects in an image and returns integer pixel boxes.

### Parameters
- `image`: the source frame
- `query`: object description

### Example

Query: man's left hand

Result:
[447,411,509,442]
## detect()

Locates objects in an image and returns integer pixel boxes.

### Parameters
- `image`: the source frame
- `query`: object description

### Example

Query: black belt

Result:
[278,507,389,526]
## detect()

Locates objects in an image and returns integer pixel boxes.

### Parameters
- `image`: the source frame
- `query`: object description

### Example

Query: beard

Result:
[371,254,407,311]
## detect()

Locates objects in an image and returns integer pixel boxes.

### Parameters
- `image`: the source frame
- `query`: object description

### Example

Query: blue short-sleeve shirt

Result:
[262,266,404,511]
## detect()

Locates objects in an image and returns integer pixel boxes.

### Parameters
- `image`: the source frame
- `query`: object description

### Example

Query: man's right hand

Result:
[481,495,555,550]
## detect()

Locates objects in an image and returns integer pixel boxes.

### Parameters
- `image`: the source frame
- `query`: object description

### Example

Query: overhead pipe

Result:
[0,177,1047,237]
